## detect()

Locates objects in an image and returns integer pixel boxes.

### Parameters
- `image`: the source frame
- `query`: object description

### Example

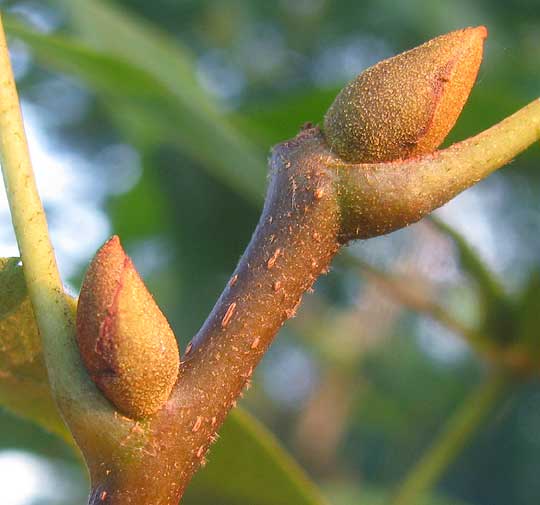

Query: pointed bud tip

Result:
[323,26,487,163]
[471,25,488,39]
[105,234,121,247]
[76,236,180,418]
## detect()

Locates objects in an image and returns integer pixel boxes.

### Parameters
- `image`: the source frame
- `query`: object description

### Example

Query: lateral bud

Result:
[324,26,487,163]
[76,236,179,418]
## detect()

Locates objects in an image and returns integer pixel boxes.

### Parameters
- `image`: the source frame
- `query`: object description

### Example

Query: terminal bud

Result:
[324,26,487,162]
